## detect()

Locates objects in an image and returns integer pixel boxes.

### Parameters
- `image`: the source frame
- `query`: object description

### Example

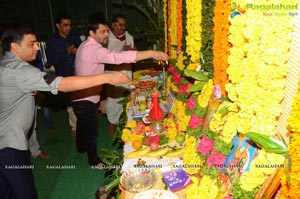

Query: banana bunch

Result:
[145,147,169,158]
[124,147,150,159]
[166,147,185,158]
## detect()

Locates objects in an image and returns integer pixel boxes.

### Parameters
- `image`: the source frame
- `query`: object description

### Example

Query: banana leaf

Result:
[184,69,209,81]
[187,81,207,92]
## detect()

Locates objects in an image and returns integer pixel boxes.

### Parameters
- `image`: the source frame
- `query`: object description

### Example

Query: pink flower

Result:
[207,150,226,167]
[197,136,215,156]
[185,83,192,95]
[172,72,182,85]
[213,84,222,99]
[187,97,197,111]
[167,66,175,73]
[224,195,232,199]
[178,84,186,95]
[188,115,203,128]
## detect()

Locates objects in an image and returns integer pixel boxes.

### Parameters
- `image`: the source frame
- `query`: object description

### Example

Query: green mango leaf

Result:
[184,69,209,81]
[188,81,207,92]
[247,132,288,154]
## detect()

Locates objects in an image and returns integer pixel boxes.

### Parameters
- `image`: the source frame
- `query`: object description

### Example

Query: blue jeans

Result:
[0,148,37,199]
[72,101,101,166]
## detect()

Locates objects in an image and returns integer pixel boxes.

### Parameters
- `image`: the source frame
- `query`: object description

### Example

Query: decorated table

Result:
[99,1,300,199]
[119,69,286,199]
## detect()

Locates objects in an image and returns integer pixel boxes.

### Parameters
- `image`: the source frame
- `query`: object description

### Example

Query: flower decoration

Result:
[183,136,204,175]
[225,1,295,137]
[161,1,297,199]
[197,79,214,107]
[186,97,197,111]
[171,99,190,132]
[187,175,219,199]
[176,0,183,52]
[197,136,215,156]
[188,115,203,129]
[178,83,192,96]
[207,150,226,167]
[186,0,202,63]
[167,64,192,102]
[171,71,182,85]
[280,83,300,198]
[164,117,178,141]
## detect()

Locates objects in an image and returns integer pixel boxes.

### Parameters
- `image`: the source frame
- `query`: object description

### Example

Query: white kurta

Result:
[105,31,135,124]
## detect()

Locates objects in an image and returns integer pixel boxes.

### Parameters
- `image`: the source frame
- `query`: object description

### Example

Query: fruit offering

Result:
[132,140,143,150]
[175,134,186,145]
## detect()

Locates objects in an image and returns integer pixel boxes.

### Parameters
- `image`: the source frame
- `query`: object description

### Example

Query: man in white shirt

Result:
[105,13,137,136]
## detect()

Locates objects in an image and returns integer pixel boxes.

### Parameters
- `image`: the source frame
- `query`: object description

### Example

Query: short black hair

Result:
[55,12,72,24]
[1,26,35,53]
[87,12,108,33]
[111,13,127,23]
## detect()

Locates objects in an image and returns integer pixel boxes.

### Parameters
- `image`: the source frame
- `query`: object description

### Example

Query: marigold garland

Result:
[185,0,202,63]
[213,0,231,96]
[170,0,178,59]
[163,0,168,52]
[167,0,172,55]
[183,135,204,175]
[166,0,178,58]
[176,0,183,52]
[279,83,300,198]
[171,99,190,132]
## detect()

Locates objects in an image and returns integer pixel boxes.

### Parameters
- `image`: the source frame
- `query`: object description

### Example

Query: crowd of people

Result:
[0,11,169,199]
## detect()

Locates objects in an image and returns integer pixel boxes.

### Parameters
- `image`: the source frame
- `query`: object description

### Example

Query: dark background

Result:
[0,0,149,49]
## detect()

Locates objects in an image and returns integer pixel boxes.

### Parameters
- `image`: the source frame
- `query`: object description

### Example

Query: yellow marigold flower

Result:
[240,171,266,191]
[198,79,214,107]
[172,100,189,132]
[125,120,136,129]
[184,136,203,175]
[198,176,219,199]
[164,118,177,141]
[221,113,239,143]
[187,63,199,70]
[121,129,132,142]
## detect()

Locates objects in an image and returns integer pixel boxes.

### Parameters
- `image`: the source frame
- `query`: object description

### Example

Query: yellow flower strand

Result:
[279,83,300,198]
[183,136,203,175]
[169,0,178,59]
[186,0,202,63]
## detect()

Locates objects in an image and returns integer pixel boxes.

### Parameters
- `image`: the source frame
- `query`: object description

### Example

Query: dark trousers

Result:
[0,148,37,199]
[72,100,101,166]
